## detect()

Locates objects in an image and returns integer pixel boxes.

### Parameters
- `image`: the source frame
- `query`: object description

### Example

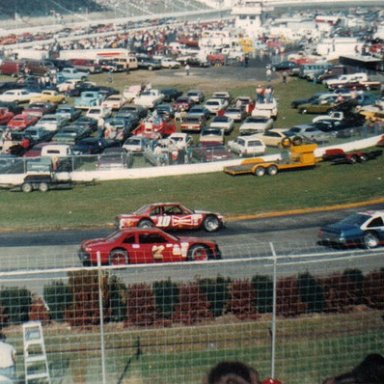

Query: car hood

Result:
[322,223,362,235]
[81,237,108,248]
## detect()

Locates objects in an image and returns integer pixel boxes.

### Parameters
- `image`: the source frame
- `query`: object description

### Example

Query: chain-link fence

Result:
[0,245,383,384]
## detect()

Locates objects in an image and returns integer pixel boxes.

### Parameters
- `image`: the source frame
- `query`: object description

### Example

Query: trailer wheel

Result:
[254,166,265,177]
[21,182,33,193]
[267,165,278,176]
[38,182,49,192]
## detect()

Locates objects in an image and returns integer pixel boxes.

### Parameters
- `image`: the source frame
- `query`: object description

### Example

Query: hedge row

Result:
[0,268,383,329]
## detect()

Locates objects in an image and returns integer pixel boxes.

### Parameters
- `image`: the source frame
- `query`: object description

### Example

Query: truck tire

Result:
[254,166,265,177]
[38,182,49,192]
[21,182,33,193]
[267,165,278,176]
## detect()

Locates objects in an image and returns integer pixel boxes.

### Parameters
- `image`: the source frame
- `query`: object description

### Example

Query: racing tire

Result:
[187,245,211,261]
[267,165,278,176]
[350,154,358,163]
[38,182,49,192]
[254,166,265,177]
[148,66,153,71]
[109,249,129,265]
[358,154,368,162]
[292,136,303,146]
[21,182,33,193]
[202,215,221,232]
[280,137,291,148]
[137,219,154,229]
[363,232,379,249]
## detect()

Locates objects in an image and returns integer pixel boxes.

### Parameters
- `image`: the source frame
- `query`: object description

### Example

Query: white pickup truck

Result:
[134,89,164,109]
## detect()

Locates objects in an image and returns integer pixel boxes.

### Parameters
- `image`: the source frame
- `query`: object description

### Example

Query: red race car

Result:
[78,227,222,266]
[116,203,224,232]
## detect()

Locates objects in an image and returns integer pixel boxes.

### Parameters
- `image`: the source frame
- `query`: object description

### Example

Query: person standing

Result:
[0,333,16,382]
[266,67,272,82]
[185,63,190,76]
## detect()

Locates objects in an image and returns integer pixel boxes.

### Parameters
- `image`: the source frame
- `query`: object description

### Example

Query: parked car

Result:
[7,113,39,131]
[101,94,128,110]
[253,129,289,147]
[55,104,81,121]
[187,105,211,120]
[160,57,181,69]
[186,89,205,104]
[319,210,384,249]
[209,115,235,134]
[52,124,91,144]
[29,90,66,104]
[298,98,339,114]
[122,136,152,154]
[180,115,206,133]
[38,114,68,132]
[78,227,222,266]
[96,147,132,169]
[23,126,55,142]
[136,55,162,70]
[285,124,330,143]
[191,142,235,163]
[204,98,226,115]
[0,89,41,104]
[75,90,105,109]
[116,202,224,232]
[272,61,299,72]
[199,126,225,144]
[72,137,121,155]
[227,135,266,157]
[224,107,247,122]
[239,116,273,135]
[160,88,183,102]
[57,67,89,82]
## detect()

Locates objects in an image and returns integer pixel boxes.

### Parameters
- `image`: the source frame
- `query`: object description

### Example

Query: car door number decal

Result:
[157,216,172,227]
[152,245,165,260]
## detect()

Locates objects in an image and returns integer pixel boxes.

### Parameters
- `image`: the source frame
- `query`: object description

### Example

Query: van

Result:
[299,63,333,80]
[112,56,138,70]
[0,60,24,76]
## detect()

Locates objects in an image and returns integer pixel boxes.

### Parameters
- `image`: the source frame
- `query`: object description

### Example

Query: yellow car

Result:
[30,90,66,104]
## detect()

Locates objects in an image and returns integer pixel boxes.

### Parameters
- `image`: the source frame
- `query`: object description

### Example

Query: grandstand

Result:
[0,0,211,23]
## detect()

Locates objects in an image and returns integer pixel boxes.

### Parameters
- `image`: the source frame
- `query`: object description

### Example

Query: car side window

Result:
[165,206,182,215]
[150,207,161,215]
[123,235,135,244]
[139,233,167,244]
[367,217,384,228]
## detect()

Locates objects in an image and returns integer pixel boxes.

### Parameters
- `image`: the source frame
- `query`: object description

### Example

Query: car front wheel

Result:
[203,215,221,232]
[138,219,154,229]
[363,232,379,249]
[109,249,129,265]
[187,245,211,261]
[21,182,33,193]
[39,182,49,192]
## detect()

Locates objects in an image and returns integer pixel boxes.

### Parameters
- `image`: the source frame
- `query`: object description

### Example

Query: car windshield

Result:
[339,213,369,226]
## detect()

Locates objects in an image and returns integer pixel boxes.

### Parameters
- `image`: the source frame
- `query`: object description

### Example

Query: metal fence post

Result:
[269,242,277,379]
[97,251,107,384]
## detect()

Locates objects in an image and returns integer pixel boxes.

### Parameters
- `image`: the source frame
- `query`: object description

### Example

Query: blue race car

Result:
[319,211,384,249]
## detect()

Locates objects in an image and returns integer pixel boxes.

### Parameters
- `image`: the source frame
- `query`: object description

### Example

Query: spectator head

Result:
[204,361,260,384]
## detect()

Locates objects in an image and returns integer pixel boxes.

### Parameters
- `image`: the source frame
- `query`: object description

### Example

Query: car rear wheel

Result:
[267,165,278,176]
[203,215,221,232]
[39,182,49,192]
[187,245,211,261]
[254,166,265,177]
[109,249,129,265]
[358,154,368,162]
[301,109,307,114]
[363,232,379,249]
[21,182,33,193]
[138,219,154,229]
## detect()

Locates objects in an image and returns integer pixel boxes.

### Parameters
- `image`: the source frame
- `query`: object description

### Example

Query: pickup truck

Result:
[74,91,105,109]
[223,143,318,176]
[57,67,89,82]
[134,89,164,109]
[30,90,66,104]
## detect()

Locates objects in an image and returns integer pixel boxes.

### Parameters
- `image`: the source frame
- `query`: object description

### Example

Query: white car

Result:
[252,98,278,119]
[101,95,128,110]
[224,107,247,122]
[239,116,273,135]
[56,79,83,93]
[209,115,235,134]
[204,98,226,114]
[199,127,225,144]
[86,107,112,128]
[186,89,205,104]
[227,135,266,157]
[37,114,68,132]
[167,132,193,150]
[0,89,41,104]
[211,91,231,108]
[123,136,152,154]
[161,57,181,69]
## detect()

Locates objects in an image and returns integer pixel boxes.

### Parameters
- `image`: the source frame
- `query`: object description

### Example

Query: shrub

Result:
[126,283,157,327]
[109,275,127,322]
[363,269,384,309]
[172,282,212,325]
[297,272,325,313]
[0,287,32,325]
[44,281,72,321]
[153,279,179,319]
[226,279,259,320]
[276,277,306,317]
[65,270,111,327]
[252,275,273,313]
[198,276,230,317]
